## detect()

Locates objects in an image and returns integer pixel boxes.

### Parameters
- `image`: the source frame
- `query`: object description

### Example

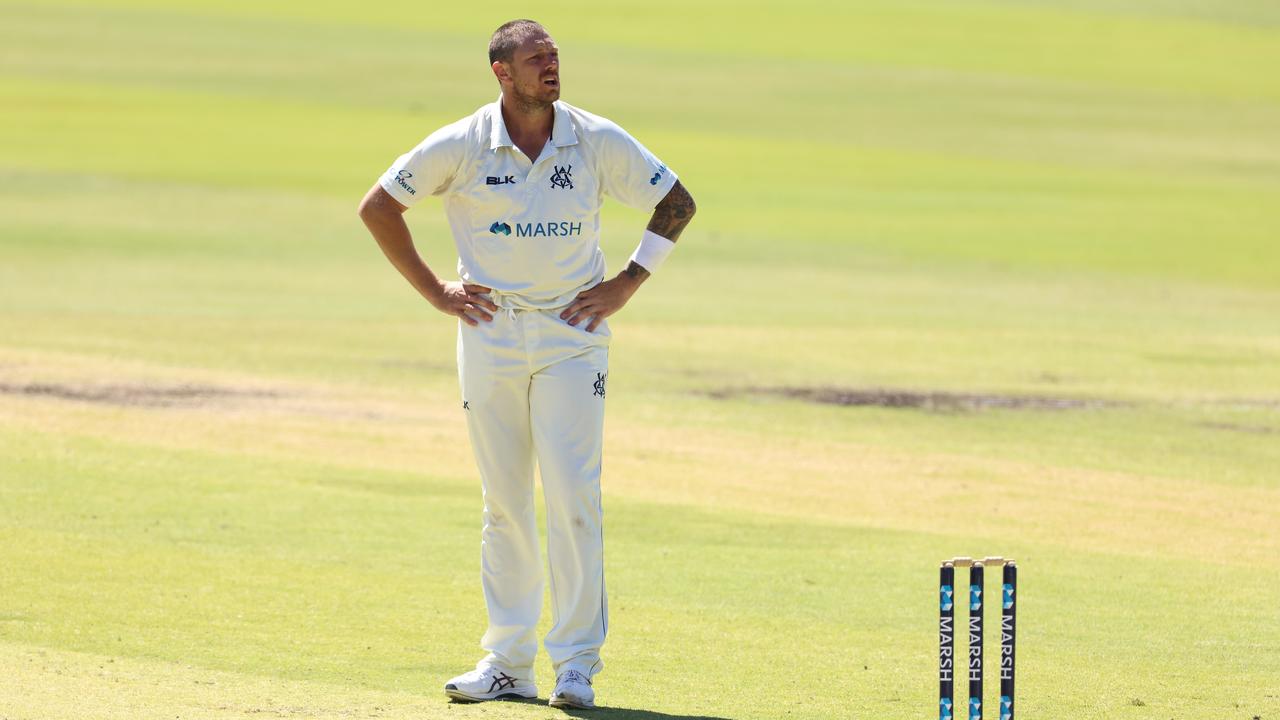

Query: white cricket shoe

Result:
[443,666,537,702]
[548,669,595,709]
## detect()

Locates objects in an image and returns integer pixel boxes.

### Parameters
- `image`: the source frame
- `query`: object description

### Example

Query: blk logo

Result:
[488,221,512,235]
[486,175,516,185]
[549,164,574,189]
[648,164,667,186]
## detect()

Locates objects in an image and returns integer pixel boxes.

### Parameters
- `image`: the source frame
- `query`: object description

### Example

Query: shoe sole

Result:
[444,688,538,703]
[548,695,595,710]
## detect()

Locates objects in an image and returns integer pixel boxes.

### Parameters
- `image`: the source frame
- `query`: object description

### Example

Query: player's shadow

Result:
[450,697,733,719]
[556,707,732,720]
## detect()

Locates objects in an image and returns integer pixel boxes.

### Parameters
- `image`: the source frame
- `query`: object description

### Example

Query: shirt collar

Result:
[489,95,578,151]
[549,101,578,148]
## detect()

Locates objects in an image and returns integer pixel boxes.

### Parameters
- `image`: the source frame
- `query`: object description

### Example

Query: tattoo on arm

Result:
[623,261,649,280]
[646,180,697,242]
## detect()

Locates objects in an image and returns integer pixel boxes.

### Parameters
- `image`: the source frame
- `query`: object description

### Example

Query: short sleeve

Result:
[378,123,468,207]
[596,121,678,212]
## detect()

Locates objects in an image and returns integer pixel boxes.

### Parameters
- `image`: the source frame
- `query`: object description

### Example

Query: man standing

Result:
[357,20,695,710]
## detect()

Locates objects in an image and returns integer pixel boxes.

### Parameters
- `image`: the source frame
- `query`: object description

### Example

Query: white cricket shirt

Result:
[380,96,678,309]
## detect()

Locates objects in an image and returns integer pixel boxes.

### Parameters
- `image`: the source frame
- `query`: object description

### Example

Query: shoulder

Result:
[557,101,635,147]
[419,102,492,151]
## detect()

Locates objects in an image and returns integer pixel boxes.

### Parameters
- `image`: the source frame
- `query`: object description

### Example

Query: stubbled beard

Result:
[509,80,557,113]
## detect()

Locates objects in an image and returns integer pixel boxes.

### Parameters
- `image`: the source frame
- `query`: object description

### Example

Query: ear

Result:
[491,61,511,84]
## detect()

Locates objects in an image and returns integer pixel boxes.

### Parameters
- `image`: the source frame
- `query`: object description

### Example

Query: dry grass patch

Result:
[706,386,1117,411]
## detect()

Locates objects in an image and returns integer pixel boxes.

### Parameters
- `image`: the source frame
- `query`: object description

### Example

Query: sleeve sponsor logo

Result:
[394,169,417,195]
[648,164,667,186]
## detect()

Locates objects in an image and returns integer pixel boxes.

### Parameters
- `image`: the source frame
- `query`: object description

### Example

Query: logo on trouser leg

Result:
[593,372,607,398]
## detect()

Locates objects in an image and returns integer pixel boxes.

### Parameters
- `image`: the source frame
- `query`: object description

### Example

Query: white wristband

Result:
[628,230,677,274]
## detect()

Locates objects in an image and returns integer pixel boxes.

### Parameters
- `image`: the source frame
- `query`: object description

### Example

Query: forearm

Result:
[358,189,443,303]
[559,182,696,330]
[626,180,697,280]
[619,260,649,283]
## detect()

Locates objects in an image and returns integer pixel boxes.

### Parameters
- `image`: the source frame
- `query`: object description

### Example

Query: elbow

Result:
[676,185,697,224]
[675,180,697,217]
[663,181,697,221]
[357,191,389,228]
[358,186,407,226]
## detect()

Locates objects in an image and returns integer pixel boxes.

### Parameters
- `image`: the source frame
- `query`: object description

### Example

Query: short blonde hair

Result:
[488,20,548,64]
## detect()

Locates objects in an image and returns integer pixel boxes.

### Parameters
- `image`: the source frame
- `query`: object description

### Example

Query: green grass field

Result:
[3,1,1279,718]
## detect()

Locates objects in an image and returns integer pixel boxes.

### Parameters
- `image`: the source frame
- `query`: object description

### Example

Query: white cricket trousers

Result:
[457,301,610,682]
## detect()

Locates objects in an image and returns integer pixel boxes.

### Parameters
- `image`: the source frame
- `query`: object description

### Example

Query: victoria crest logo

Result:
[592,372,607,398]
[549,164,574,189]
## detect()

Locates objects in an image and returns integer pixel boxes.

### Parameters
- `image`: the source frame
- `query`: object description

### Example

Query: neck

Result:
[500,92,554,144]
